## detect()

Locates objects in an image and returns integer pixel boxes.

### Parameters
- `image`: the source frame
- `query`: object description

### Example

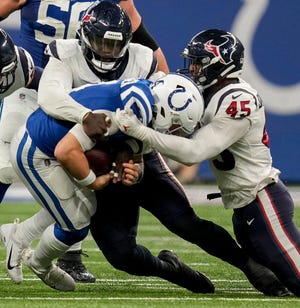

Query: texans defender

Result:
[115,29,299,296]
[9,74,214,292]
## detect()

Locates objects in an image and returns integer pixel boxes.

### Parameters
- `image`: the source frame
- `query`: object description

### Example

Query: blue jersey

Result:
[19,0,105,67]
[26,79,154,157]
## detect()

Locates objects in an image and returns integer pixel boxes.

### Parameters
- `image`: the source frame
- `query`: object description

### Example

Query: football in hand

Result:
[85,147,113,176]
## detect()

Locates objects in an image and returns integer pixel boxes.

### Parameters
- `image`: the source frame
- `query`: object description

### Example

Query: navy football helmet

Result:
[78,0,132,73]
[0,28,17,94]
[179,29,244,88]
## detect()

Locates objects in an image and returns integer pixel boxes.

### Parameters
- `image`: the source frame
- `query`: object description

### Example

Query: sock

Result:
[14,208,54,248]
[32,224,69,269]
[58,240,83,262]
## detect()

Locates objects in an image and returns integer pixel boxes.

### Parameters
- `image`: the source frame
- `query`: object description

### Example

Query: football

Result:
[85,147,113,176]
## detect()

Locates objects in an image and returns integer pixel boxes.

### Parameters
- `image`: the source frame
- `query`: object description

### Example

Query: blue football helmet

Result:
[179,29,244,89]
[0,28,17,94]
[79,0,132,73]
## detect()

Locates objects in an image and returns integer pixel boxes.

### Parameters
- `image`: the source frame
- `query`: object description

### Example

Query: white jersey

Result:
[0,46,34,99]
[201,79,280,208]
[135,78,280,209]
[38,39,157,124]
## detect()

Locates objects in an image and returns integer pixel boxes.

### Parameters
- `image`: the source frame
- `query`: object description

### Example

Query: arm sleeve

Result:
[37,57,91,123]
[131,20,159,52]
[69,124,96,151]
[139,117,251,165]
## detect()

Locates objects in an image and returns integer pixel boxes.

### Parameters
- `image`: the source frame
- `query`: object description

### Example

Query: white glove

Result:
[114,108,148,140]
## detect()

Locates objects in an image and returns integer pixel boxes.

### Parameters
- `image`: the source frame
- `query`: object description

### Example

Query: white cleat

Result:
[0,218,23,284]
[22,248,76,291]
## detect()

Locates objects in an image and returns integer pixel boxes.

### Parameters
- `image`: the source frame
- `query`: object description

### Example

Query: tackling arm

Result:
[115,108,251,165]
[38,57,91,123]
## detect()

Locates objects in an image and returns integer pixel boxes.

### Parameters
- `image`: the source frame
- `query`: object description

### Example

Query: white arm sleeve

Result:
[69,124,96,151]
[38,57,91,123]
[139,117,251,165]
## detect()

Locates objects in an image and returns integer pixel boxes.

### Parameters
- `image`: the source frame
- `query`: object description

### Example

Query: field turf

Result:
[0,199,299,307]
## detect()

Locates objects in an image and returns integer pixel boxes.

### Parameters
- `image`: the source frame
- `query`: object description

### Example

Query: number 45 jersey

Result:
[201,78,280,209]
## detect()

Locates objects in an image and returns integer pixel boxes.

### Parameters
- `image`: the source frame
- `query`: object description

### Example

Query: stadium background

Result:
[2,0,300,183]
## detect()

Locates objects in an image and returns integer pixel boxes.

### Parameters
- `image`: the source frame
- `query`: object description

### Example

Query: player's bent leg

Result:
[242,258,290,296]
[22,224,89,291]
[10,133,97,284]
[153,204,289,296]
[98,237,214,293]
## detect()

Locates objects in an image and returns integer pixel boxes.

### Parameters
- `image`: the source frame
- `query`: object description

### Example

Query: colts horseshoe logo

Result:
[168,88,192,111]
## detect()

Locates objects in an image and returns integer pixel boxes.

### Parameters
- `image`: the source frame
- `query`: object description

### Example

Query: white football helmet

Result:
[150,73,204,137]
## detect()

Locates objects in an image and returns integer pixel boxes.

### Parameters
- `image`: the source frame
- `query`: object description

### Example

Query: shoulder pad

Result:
[45,39,80,60]
[129,43,157,78]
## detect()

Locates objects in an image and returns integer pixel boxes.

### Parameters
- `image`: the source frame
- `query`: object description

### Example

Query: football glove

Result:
[114,108,148,140]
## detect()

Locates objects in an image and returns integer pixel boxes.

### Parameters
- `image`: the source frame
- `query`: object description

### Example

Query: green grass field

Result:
[0,199,299,307]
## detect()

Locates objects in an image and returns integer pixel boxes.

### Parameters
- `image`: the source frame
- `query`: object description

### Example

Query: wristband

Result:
[131,20,159,52]
[75,170,96,186]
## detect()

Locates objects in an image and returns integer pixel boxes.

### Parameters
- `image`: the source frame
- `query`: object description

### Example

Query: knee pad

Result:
[53,223,89,246]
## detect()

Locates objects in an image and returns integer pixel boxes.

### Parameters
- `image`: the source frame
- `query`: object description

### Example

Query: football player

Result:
[9,74,215,292]
[114,28,300,296]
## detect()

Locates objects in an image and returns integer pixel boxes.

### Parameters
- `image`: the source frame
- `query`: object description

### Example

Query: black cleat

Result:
[57,250,96,283]
[243,258,290,296]
[158,250,215,293]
